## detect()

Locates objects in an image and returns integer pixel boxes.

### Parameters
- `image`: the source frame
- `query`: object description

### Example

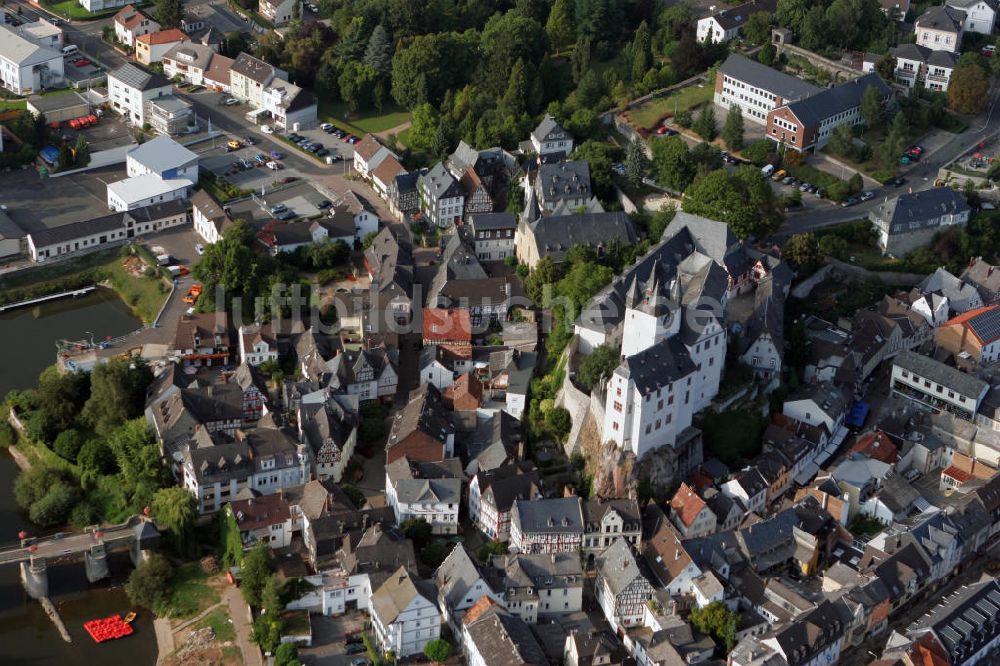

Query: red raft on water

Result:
[83,614,134,643]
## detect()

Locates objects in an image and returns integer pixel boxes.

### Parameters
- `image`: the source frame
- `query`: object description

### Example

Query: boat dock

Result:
[0,287,96,314]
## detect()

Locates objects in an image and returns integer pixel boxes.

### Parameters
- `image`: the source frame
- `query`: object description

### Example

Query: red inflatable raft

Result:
[83,614,134,643]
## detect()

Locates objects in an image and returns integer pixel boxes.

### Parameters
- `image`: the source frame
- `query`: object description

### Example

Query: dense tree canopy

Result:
[682,167,783,239]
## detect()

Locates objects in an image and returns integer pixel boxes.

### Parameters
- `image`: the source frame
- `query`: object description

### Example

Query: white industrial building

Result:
[0,24,65,95]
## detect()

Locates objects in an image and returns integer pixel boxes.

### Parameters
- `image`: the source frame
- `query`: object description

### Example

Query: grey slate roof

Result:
[531,114,570,144]
[718,54,819,102]
[420,161,463,200]
[596,537,650,597]
[785,73,890,128]
[915,4,966,31]
[230,52,278,84]
[872,188,970,235]
[890,43,958,68]
[163,42,215,70]
[465,608,548,666]
[527,211,637,263]
[708,0,777,29]
[894,350,988,399]
[537,160,591,203]
[110,62,171,91]
[615,336,697,392]
[435,544,486,611]
[468,212,517,232]
[479,464,540,512]
[908,577,1000,664]
[28,199,189,248]
[512,496,583,534]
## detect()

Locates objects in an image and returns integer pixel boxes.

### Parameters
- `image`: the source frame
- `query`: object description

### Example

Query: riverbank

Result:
[0,248,170,325]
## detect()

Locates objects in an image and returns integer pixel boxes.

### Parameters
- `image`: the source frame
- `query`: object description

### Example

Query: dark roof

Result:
[784,73,891,128]
[465,609,548,666]
[527,211,637,263]
[890,43,958,68]
[908,577,1000,663]
[188,440,252,483]
[718,54,819,101]
[469,212,517,232]
[387,384,454,450]
[893,351,987,399]
[915,4,966,31]
[709,0,777,29]
[364,226,413,297]
[110,62,172,91]
[762,600,850,666]
[872,188,970,235]
[512,496,583,534]
[537,160,591,203]
[616,336,697,392]
[419,161,463,200]
[531,114,570,144]
[230,52,278,84]
[478,464,540,512]
[29,199,188,248]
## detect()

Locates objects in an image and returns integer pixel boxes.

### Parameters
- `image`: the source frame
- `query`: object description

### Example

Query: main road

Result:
[778,80,1000,237]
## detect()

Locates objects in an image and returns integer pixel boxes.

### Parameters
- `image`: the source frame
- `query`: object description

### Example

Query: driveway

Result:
[298,610,368,666]
[224,586,263,666]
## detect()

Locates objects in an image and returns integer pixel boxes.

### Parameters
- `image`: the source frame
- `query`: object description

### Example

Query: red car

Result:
[656,125,667,134]
[74,59,91,67]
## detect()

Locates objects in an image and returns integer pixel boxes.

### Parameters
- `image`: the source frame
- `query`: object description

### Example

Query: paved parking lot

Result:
[63,53,104,85]
[195,139,297,192]
[0,165,123,234]
[224,180,339,225]
[299,610,369,666]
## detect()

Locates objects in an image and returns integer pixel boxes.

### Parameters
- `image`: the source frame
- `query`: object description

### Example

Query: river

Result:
[0,288,158,666]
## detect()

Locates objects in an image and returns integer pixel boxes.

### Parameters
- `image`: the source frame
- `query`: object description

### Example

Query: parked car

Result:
[316,148,329,157]
[886,177,906,187]
[270,151,284,160]
[223,97,239,106]
[244,136,257,146]
[333,129,346,138]
[317,199,332,209]
[799,182,811,192]
[860,190,876,201]
[815,189,825,198]
[74,59,91,67]
[266,161,282,170]
[320,122,333,131]
[772,169,786,181]
[260,125,273,134]
[782,176,795,185]
[906,145,925,156]
[345,645,366,655]
[227,139,242,150]
[254,154,267,163]
[277,209,297,220]
[288,133,303,142]
[841,195,861,207]
[347,136,360,144]
[270,203,288,214]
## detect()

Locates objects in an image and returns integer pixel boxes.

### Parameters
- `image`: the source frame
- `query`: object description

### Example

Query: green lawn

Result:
[0,99,27,111]
[317,98,411,136]
[193,608,236,642]
[162,562,221,618]
[627,84,714,130]
[104,255,170,324]
[41,0,118,19]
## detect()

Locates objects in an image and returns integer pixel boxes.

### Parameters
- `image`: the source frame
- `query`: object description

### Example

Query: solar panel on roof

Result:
[969,309,1000,343]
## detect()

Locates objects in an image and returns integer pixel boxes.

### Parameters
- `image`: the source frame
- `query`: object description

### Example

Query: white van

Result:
[760,164,775,177]
[62,45,79,56]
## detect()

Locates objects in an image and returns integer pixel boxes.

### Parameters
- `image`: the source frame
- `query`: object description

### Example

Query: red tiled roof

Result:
[372,154,405,187]
[137,28,187,45]
[354,133,384,162]
[942,465,975,484]
[422,308,472,344]
[848,430,898,464]
[669,482,707,528]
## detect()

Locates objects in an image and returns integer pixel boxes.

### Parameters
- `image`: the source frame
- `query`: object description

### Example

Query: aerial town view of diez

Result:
[3,0,1000,664]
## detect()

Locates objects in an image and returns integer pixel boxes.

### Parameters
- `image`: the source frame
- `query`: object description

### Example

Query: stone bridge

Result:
[0,516,160,599]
